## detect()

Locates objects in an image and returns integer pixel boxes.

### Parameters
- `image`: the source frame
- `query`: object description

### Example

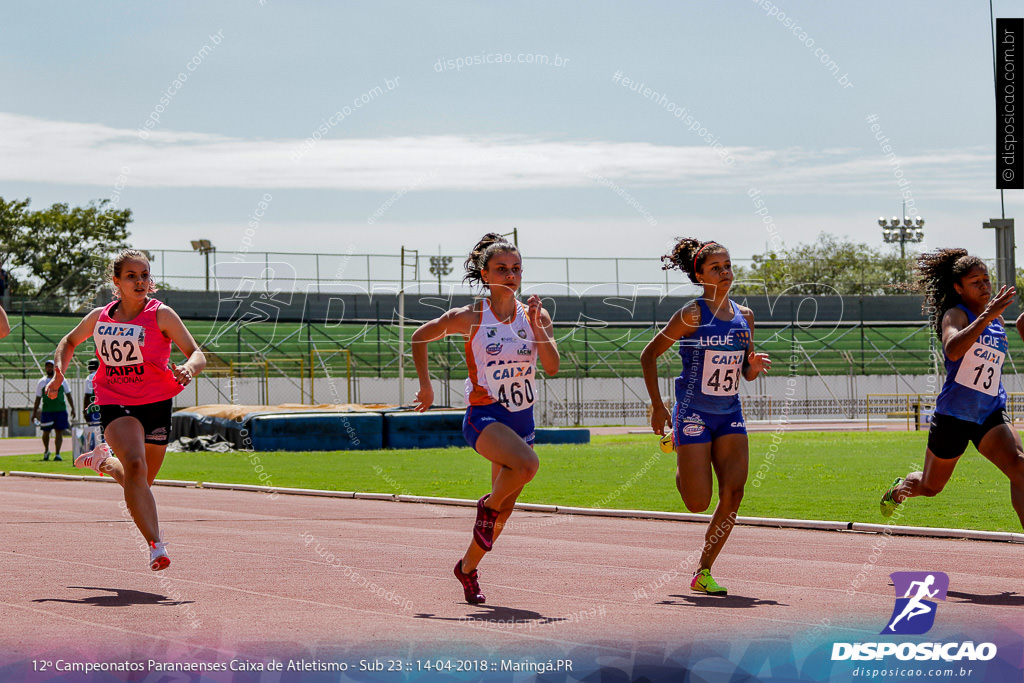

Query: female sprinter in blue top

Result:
[640,238,770,596]
[880,248,1024,529]
[412,233,559,604]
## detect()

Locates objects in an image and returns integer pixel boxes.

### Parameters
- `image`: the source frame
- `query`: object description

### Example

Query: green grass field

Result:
[4,433,1021,533]
[0,314,939,379]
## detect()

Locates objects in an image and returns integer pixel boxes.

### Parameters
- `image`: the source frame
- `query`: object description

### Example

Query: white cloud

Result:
[0,112,994,199]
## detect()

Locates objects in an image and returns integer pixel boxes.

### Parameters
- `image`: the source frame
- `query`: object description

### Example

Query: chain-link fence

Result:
[59,249,943,298]
[1,298,996,429]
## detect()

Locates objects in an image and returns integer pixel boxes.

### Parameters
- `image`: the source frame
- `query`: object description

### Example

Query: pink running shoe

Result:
[74,442,112,475]
[473,495,500,551]
[454,560,485,604]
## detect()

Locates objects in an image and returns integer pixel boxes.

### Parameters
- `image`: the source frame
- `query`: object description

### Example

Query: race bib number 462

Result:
[701,350,743,397]
[954,342,1004,397]
[94,323,144,368]
[485,361,536,412]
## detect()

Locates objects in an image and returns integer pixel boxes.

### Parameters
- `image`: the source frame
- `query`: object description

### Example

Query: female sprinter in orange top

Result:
[640,238,770,596]
[47,249,206,570]
[412,233,559,604]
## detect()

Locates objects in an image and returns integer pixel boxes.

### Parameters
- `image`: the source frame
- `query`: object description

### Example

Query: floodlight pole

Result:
[398,246,419,405]
[399,248,405,405]
[878,205,924,262]
[191,239,216,292]
[983,218,1016,292]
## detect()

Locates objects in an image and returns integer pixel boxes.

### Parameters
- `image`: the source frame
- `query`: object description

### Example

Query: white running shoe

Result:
[149,541,170,571]
[74,442,112,475]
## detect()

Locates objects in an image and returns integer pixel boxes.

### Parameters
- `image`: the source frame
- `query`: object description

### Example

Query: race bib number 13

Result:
[486,361,536,412]
[701,350,743,397]
[954,343,1004,397]
[94,323,144,368]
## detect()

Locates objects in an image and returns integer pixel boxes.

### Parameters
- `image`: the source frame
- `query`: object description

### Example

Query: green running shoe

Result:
[880,477,904,518]
[691,568,727,595]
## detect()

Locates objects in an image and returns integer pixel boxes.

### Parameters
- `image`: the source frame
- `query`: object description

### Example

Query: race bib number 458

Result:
[485,361,536,412]
[701,350,743,397]
[94,323,144,368]
[954,342,1004,397]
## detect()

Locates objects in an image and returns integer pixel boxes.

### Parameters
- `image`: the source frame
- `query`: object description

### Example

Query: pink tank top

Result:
[92,298,183,405]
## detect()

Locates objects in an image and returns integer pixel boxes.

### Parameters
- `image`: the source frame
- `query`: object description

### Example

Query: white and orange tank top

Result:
[92,298,183,406]
[464,299,537,412]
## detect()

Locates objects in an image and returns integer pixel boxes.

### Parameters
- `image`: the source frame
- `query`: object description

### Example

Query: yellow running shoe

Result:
[659,430,675,454]
[691,568,727,595]
[880,477,904,518]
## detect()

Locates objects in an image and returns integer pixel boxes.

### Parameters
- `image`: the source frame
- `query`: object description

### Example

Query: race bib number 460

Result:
[954,342,1004,397]
[485,361,536,412]
[701,350,743,397]
[94,323,144,368]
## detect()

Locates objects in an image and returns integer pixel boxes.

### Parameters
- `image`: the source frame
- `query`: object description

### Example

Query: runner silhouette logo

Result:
[882,571,949,635]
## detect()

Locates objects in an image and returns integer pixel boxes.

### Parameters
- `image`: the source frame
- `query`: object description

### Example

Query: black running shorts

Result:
[99,399,173,445]
[927,409,1011,460]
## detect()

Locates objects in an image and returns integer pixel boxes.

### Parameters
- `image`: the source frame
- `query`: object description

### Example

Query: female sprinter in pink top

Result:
[47,249,206,571]
[412,233,559,604]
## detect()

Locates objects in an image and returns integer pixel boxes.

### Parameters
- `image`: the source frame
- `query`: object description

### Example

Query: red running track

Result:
[2,476,1022,670]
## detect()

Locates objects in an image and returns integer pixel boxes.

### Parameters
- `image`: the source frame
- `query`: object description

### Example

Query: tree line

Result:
[1,197,1002,306]
[731,233,916,297]
[0,197,132,310]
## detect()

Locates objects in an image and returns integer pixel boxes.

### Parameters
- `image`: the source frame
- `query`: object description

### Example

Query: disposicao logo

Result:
[832,571,997,663]
[883,571,948,635]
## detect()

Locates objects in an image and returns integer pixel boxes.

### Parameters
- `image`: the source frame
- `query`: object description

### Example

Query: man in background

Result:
[33,360,75,461]
[82,358,103,452]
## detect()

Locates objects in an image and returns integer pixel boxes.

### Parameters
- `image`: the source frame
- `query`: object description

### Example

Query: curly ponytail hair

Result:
[915,248,986,336]
[463,232,519,286]
[662,237,728,284]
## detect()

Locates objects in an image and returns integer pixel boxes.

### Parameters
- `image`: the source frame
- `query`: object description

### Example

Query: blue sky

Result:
[2,0,1020,277]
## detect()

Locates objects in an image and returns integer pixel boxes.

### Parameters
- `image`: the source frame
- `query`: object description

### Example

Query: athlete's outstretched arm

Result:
[741,307,771,381]
[157,306,206,385]
[0,305,9,339]
[640,305,698,435]
[943,286,1014,361]
[526,295,559,376]
[47,308,104,399]
[411,306,473,412]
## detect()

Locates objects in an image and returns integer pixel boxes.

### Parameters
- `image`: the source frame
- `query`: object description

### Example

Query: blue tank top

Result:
[935,304,1008,423]
[675,299,752,414]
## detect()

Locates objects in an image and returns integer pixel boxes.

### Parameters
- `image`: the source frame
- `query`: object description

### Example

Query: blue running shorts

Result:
[463,402,536,453]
